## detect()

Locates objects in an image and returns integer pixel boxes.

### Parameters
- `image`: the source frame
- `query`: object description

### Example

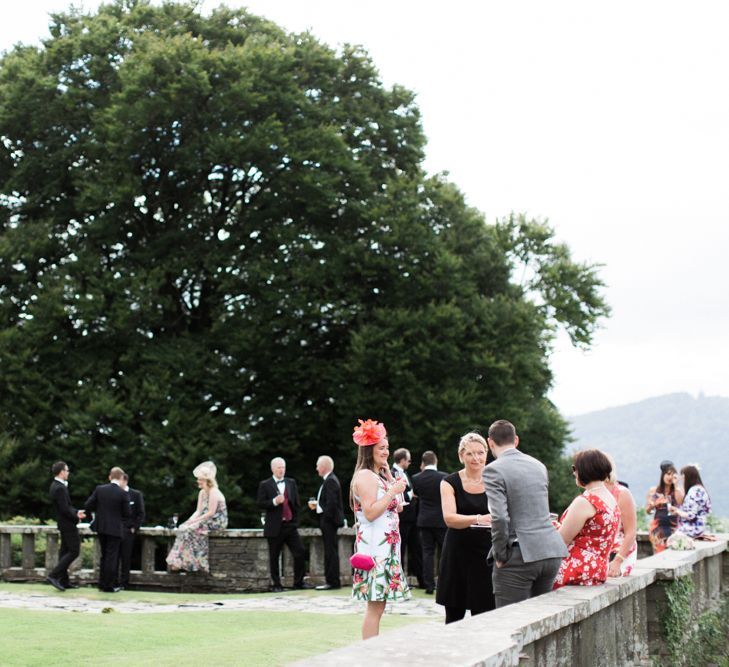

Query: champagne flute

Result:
[393,471,408,506]
[172,513,179,529]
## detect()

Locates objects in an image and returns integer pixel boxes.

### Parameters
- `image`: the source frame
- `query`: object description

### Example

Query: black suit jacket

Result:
[391,466,418,525]
[412,468,448,528]
[256,477,301,538]
[317,473,345,527]
[124,488,146,531]
[49,480,79,532]
[85,483,130,538]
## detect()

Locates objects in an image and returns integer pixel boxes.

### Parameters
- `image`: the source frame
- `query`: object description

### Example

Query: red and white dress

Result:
[553,491,621,588]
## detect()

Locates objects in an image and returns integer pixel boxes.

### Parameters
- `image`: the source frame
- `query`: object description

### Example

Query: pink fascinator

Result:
[352,419,387,447]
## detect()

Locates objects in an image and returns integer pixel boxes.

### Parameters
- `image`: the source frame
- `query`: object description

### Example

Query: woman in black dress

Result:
[437,432,495,624]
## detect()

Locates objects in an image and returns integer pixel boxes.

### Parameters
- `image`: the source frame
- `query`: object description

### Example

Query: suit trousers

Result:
[399,520,423,586]
[49,528,80,585]
[419,526,446,590]
[267,522,305,587]
[492,546,563,608]
[319,518,341,587]
[118,529,135,588]
[98,534,122,591]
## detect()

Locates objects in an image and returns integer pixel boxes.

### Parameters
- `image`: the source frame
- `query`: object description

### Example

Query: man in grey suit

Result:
[483,420,567,608]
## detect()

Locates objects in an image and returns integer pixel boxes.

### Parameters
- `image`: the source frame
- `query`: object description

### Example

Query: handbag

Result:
[349,552,376,571]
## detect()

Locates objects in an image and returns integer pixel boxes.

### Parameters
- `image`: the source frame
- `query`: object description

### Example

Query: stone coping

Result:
[292,533,728,667]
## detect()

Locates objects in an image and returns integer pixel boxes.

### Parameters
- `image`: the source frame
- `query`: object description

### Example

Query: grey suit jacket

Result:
[483,448,568,564]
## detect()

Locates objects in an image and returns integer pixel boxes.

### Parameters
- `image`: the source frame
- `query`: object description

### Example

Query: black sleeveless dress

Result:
[436,472,495,611]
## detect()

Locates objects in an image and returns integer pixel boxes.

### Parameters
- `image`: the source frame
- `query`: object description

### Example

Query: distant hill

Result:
[568,392,728,519]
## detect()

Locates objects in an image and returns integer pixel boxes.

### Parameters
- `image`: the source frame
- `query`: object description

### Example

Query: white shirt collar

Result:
[322,471,331,481]
[111,479,123,487]
[274,476,285,484]
[423,464,438,471]
[54,477,68,486]
[393,463,405,474]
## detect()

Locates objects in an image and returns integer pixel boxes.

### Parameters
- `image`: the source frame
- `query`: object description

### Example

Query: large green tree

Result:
[0,0,608,524]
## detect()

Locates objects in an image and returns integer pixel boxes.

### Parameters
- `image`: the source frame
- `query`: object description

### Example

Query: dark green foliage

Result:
[657,577,729,667]
[0,1,609,526]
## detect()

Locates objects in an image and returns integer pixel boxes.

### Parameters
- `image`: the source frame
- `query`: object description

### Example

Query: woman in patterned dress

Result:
[672,465,711,538]
[553,449,621,588]
[605,455,638,577]
[350,419,410,639]
[645,460,684,553]
[166,461,228,573]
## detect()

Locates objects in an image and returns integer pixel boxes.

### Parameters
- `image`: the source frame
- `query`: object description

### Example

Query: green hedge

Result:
[3,516,94,569]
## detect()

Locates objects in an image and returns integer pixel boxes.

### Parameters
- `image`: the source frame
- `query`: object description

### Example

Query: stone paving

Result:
[0,588,443,617]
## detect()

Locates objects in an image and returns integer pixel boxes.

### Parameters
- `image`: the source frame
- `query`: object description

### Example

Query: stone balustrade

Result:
[0,524,356,591]
[292,533,729,667]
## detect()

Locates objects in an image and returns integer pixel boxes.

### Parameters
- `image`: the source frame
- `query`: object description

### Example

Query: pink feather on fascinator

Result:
[352,419,387,447]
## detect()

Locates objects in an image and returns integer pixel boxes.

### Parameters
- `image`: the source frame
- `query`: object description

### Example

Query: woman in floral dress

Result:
[605,455,637,577]
[166,461,228,573]
[350,419,410,639]
[672,465,711,538]
[645,460,684,553]
[554,449,621,588]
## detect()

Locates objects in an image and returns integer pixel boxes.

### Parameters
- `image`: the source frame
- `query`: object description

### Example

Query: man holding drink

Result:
[309,455,345,590]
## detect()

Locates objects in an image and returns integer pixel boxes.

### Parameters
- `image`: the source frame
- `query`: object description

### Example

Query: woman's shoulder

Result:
[353,469,380,485]
[584,489,617,510]
[441,471,460,490]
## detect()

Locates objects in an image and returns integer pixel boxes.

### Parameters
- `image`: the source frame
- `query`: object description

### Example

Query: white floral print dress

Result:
[352,471,411,602]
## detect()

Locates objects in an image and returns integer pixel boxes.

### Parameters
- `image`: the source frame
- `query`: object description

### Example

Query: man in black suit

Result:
[256,457,309,592]
[392,448,424,588]
[47,461,86,591]
[311,455,345,590]
[118,472,145,590]
[411,450,448,594]
[84,466,130,593]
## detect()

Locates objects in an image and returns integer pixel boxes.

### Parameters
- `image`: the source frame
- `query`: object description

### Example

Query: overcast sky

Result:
[3,1,728,416]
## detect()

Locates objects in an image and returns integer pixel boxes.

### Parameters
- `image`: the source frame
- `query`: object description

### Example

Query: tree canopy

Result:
[0,0,609,525]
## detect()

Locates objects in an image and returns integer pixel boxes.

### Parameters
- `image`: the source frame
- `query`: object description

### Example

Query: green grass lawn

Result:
[0,584,431,666]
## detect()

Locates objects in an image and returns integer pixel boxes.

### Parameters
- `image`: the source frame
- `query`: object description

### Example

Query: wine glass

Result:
[172,513,179,529]
[393,471,409,507]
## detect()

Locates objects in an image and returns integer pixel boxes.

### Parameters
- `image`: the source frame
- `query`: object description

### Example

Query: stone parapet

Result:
[0,524,357,592]
[292,533,728,667]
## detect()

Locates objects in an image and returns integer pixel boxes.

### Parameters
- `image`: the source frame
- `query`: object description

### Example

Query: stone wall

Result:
[292,534,729,667]
[0,524,356,591]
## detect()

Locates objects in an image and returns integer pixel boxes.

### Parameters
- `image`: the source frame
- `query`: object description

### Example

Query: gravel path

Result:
[0,589,443,617]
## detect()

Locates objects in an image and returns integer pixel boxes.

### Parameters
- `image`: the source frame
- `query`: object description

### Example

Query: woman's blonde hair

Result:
[458,432,487,458]
[193,461,218,489]
[605,453,618,484]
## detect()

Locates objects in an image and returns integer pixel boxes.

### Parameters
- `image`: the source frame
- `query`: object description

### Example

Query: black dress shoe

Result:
[64,583,81,589]
[425,588,435,594]
[293,582,314,590]
[315,584,342,590]
[270,585,284,592]
[99,587,122,593]
[46,576,65,592]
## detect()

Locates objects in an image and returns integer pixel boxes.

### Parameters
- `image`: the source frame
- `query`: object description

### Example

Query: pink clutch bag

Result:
[349,552,376,571]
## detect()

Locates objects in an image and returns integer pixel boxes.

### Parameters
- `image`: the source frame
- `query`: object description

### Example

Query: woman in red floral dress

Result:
[553,449,621,589]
